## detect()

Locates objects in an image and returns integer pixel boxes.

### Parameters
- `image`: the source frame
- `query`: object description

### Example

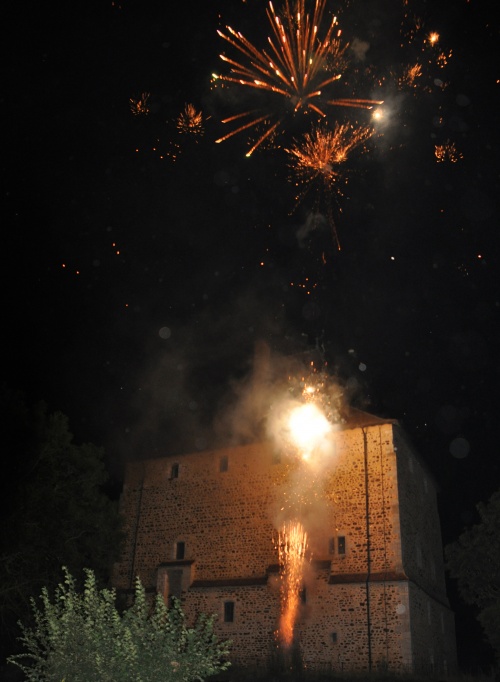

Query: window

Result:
[328,537,335,555]
[299,586,307,604]
[170,463,179,479]
[167,569,183,602]
[337,536,346,555]
[219,455,228,472]
[331,632,338,644]
[176,541,185,560]
[224,601,234,622]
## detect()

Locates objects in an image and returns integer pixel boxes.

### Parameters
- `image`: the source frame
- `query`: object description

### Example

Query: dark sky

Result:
[2,0,499,669]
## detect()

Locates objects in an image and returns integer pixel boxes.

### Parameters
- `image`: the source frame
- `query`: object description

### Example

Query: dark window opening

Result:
[338,536,346,555]
[167,569,183,605]
[224,601,235,622]
[176,541,185,560]
[220,455,228,472]
[299,586,307,604]
[331,632,338,644]
[171,463,179,479]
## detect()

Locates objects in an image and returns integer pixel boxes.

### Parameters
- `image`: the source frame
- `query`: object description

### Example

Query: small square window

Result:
[337,536,346,555]
[171,463,179,479]
[220,455,228,472]
[176,541,185,560]
[224,601,234,622]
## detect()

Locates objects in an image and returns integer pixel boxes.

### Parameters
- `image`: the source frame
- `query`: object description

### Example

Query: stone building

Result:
[113,409,457,676]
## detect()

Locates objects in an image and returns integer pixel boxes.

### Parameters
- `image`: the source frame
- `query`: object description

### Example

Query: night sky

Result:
[2,0,499,670]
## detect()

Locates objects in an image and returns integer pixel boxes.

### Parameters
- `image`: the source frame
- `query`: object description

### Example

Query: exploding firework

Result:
[214,0,382,155]
[286,122,374,248]
[129,92,151,116]
[294,363,344,424]
[435,140,463,163]
[276,520,308,647]
[176,103,205,137]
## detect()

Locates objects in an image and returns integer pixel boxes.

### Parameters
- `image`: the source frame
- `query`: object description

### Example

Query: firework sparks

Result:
[286,122,374,248]
[214,0,382,155]
[435,140,463,163]
[176,103,205,136]
[129,92,151,116]
[276,520,308,647]
[399,62,423,89]
[295,365,344,423]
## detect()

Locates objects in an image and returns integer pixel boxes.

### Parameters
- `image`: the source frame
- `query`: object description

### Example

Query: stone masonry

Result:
[113,410,457,675]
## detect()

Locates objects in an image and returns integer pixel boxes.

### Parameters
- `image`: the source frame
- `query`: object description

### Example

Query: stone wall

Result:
[113,421,457,675]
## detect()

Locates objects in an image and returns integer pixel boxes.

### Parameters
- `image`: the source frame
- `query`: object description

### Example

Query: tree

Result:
[7,567,231,682]
[0,389,123,661]
[445,488,500,664]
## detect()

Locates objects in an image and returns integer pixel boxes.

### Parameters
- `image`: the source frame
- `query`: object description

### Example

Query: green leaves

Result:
[8,567,231,682]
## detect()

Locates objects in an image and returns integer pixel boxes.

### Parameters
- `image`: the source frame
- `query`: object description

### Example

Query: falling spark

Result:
[214,0,382,155]
[276,520,308,647]
[286,122,374,248]
[129,92,151,116]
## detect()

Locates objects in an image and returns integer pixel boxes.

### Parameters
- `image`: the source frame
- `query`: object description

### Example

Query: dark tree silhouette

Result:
[445,488,500,667]
[0,387,123,667]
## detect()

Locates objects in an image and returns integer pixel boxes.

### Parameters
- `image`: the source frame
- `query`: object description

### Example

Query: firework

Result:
[435,140,463,163]
[398,63,423,89]
[274,363,340,461]
[176,103,205,136]
[286,122,374,248]
[214,0,382,155]
[295,365,344,423]
[276,520,308,647]
[129,92,150,116]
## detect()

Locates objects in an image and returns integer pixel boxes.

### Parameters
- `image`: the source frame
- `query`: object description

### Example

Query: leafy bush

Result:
[7,567,231,681]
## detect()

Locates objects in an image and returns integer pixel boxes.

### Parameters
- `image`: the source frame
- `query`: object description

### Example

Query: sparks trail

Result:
[214,0,383,156]
[286,122,374,248]
[276,520,308,647]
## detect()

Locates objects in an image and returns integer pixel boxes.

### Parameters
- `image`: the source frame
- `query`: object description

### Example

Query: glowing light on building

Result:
[288,403,332,461]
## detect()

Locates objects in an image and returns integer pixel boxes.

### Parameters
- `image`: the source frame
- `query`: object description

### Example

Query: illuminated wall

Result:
[113,416,457,674]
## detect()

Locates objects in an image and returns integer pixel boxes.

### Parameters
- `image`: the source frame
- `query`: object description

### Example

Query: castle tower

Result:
[113,410,457,675]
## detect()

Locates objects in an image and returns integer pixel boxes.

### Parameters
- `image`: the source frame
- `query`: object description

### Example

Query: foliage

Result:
[0,388,123,658]
[7,567,231,682]
[445,488,500,662]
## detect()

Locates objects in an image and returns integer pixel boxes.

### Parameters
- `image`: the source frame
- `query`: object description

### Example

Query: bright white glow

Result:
[288,403,331,458]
